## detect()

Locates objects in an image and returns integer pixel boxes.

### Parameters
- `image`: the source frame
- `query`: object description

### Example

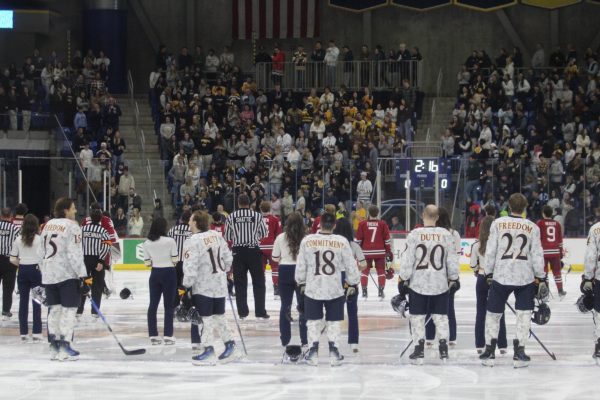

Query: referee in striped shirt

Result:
[225,194,269,319]
[78,209,111,317]
[0,207,20,319]
[167,210,191,307]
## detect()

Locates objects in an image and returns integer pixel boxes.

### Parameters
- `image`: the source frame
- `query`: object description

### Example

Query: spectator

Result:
[324,40,340,87]
[118,166,135,210]
[127,207,144,237]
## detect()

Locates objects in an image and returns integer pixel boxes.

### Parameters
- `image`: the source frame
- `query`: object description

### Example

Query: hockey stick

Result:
[505,302,556,360]
[368,272,381,291]
[89,297,146,356]
[399,315,433,358]
[227,293,248,356]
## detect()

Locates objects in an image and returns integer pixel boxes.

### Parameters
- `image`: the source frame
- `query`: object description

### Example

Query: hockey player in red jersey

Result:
[259,201,282,297]
[536,205,565,297]
[355,205,392,299]
[311,204,337,234]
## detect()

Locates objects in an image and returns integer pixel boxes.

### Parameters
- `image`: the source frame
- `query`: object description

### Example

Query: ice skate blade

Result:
[305,357,318,366]
[481,358,495,367]
[330,354,344,367]
[192,359,216,366]
[513,360,529,369]
[409,358,424,365]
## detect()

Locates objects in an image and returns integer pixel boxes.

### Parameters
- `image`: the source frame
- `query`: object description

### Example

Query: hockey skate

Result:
[20,335,30,344]
[192,346,216,366]
[2,311,12,321]
[439,339,449,362]
[49,335,60,361]
[378,287,385,300]
[58,340,80,361]
[219,340,240,362]
[150,336,162,345]
[409,339,425,365]
[479,339,497,367]
[362,287,368,299]
[558,289,567,300]
[31,334,44,343]
[512,340,530,368]
[350,343,359,353]
[304,343,319,366]
[163,336,176,346]
[593,339,600,365]
[329,342,344,367]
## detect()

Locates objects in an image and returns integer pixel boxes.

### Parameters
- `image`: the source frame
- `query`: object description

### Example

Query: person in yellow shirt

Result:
[352,200,367,231]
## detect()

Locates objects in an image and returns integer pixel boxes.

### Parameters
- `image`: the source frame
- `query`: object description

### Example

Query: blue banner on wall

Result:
[328,0,388,12]
[83,9,128,93]
[390,0,452,10]
[454,0,517,10]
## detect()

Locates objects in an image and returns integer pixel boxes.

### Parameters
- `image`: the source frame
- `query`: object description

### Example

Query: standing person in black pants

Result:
[143,217,178,345]
[0,207,20,320]
[224,194,268,319]
[272,212,308,353]
[78,209,111,318]
[9,214,44,342]
[167,210,192,308]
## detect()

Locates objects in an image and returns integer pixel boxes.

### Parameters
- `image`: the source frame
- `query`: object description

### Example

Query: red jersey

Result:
[82,215,119,243]
[536,218,563,259]
[311,215,321,234]
[210,223,225,236]
[355,218,391,259]
[259,214,282,255]
[12,216,24,229]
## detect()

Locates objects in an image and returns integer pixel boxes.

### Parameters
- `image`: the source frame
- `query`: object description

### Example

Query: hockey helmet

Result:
[119,288,132,300]
[175,305,190,322]
[31,286,47,306]
[531,302,551,325]
[285,345,302,362]
[576,292,595,313]
[385,267,395,280]
[188,307,203,326]
[391,294,409,318]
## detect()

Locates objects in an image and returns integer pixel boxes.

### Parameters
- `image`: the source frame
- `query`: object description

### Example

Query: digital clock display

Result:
[395,158,451,190]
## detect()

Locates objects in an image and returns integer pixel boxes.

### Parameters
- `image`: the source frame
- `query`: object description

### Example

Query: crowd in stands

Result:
[444,44,600,237]
[148,41,423,229]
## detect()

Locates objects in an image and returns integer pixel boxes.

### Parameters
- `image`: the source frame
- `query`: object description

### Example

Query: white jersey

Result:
[485,216,545,286]
[399,227,459,296]
[584,222,600,281]
[182,230,233,298]
[470,241,486,275]
[40,218,87,285]
[10,235,44,265]
[295,233,360,300]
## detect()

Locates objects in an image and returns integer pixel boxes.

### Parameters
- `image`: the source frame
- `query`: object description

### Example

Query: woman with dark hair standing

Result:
[271,212,308,355]
[425,207,461,347]
[471,216,507,354]
[10,214,44,343]
[333,217,367,353]
[143,217,178,345]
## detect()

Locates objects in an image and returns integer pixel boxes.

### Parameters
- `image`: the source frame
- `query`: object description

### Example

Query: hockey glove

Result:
[397,278,409,298]
[535,277,549,300]
[79,278,91,296]
[448,279,461,295]
[581,275,594,293]
[344,283,358,300]
[485,273,494,286]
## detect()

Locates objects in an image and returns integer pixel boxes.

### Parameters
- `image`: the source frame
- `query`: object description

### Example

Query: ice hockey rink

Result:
[0,270,597,400]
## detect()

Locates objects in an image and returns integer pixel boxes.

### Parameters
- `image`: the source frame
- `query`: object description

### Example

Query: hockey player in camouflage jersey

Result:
[399,205,460,364]
[480,194,547,368]
[183,211,240,365]
[40,198,88,361]
[583,221,600,362]
[296,213,360,366]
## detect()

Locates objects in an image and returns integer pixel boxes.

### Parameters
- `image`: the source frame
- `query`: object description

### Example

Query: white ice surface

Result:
[0,271,598,400]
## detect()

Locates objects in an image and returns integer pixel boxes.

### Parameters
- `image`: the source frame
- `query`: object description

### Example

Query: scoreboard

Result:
[394,158,452,190]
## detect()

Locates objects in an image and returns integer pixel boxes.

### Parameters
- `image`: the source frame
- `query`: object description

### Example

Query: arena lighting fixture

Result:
[0,10,14,29]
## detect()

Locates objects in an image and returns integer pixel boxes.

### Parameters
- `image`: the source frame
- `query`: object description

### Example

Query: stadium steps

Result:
[115,96,175,229]
[411,96,455,157]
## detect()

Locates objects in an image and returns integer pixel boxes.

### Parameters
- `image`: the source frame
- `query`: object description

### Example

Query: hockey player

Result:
[40,198,87,360]
[480,193,547,368]
[183,211,240,365]
[295,212,360,366]
[355,205,392,299]
[211,212,234,297]
[583,220,600,362]
[310,204,336,234]
[537,205,565,298]
[259,201,282,297]
[398,205,459,364]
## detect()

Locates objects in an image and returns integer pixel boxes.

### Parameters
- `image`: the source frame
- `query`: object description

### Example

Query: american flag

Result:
[232,0,321,40]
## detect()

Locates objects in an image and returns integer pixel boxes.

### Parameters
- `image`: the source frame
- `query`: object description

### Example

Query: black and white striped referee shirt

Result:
[225,208,268,248]
[0,220,20,256]
[81,223,111,262]
[168,223,191,262]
